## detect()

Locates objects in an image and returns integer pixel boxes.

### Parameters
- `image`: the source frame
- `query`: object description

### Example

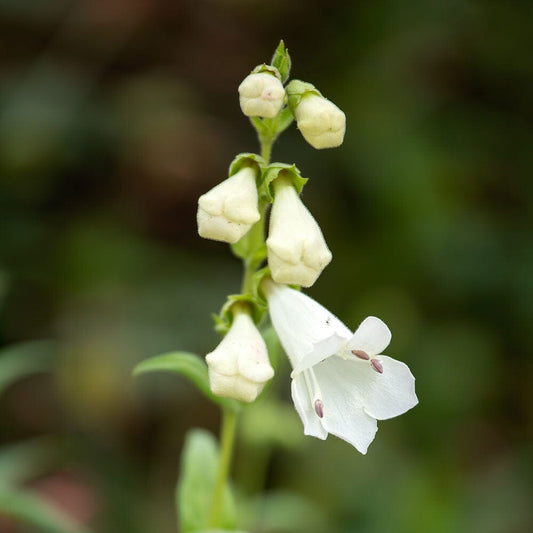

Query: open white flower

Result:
[294,93,346,149]
[266,177,332,287]
[197,166,260,244]
[264,281,418,453]
[206,306,274,403]
[238,72,285,119]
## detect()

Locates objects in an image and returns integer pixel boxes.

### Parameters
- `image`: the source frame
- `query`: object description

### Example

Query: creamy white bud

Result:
[266,178,332,287]
[206,309,274,403]
[294,94,346,149]
[197,167,260,244]
[238,73,285,119]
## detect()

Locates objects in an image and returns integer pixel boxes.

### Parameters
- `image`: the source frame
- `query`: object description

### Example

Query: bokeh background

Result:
[1,0,532,532]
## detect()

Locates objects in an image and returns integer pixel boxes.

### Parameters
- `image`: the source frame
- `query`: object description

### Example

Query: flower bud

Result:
[238,73,285,119]
[294,93,346,149]
[286,81,345,149]
[197,166,260,244]
[206,307,274,403]
[266,177,332,287]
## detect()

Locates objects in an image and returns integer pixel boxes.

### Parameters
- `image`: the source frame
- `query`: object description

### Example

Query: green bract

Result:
[270,39,292,83]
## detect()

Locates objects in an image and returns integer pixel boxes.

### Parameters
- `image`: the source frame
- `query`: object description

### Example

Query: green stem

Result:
[241,200,268,294]
[208,126,276,528]
[260,135,273,164]
[208,408,237,528]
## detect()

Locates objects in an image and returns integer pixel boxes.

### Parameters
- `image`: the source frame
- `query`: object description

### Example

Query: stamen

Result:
[371,358,384,374]
[352,349,370,360]
[303,370,324,419]
[314,399,324,418]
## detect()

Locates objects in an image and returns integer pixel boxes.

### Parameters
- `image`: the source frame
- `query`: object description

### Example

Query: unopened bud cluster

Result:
[198,42,347,402]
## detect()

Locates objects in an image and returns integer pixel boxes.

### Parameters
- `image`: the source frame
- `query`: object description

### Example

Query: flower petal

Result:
[314,361,378,453]
[291,375,327,440]
[346,316,392,357]
[316,355,418,421]
[360,355,418,420]
[292,333,346,375]
[266,283,351,368]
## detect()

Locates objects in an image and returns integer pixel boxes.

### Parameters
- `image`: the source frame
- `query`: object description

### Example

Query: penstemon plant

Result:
[134,41,418,532]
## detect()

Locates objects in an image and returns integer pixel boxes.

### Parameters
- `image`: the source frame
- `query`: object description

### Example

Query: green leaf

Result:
[133,352,239,411]
[271,40,292,83]
[0,340,55,396]
[0,489,90,533]
[0,436,59,489]
[177,429,236,533]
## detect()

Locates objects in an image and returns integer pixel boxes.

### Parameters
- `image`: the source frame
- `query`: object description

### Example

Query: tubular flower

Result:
[206,306,274,403]
[294,93,346,149]
[238,72,285,119]
[264,281,418,454]
[266,177,332,287]
[197,166,260,244]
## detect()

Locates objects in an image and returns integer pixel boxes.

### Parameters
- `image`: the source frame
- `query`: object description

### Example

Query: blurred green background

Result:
[1,0,532,532]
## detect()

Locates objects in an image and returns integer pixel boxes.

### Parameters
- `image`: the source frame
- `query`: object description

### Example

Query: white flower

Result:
[266,178,332,287]
[264,281,418,453]
[197,167,260,244]
[238,73,285,119]
[294,94,346,149]
[206,307,274,403]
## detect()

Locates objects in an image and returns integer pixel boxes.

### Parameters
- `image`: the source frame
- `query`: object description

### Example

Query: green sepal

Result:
[177,429,236,533]
[214,294,266,335]
[251,63,282,81]
[133,352,239,411]
[251,267,271,308]
[228,152,266,178]
[286,79,322,112]
[271,40,292,83]
[260,163,308,202]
